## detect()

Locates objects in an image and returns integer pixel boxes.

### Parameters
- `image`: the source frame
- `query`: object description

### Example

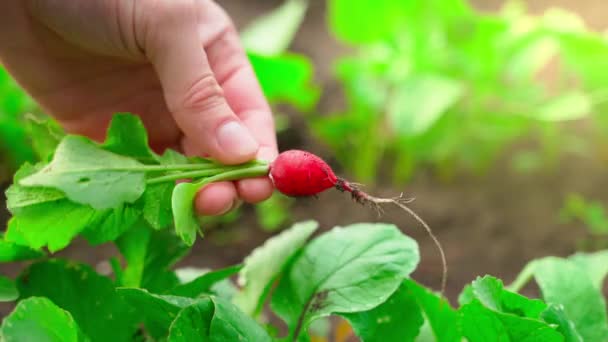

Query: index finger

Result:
[202,4,278,203]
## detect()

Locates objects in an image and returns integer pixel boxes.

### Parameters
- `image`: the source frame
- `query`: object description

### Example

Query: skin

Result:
[0,0,277,215]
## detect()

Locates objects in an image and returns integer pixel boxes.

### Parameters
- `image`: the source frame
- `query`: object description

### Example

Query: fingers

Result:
[142,0,258,165]
[144,1,279,214]
[201,3,278,203]
[194,182,237,216]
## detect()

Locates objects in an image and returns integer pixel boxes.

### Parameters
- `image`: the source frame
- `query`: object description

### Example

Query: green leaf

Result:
[460,276,564,342]
[531,257,608,341]
[6,163,65,214]
[116,224,190,292]
[568,250,608,289]
[255,193,294,231]
[168,296,271,342]
[406,280,461,341]
[0,276,18,302]
[23,113,65,162]
[82,204,141,244]
[20,136,146,210]
[142,148,186,230]
[0,297,84,342]
[342,281,424,341]
[17,260,137,342]
[159,148,189,165]
[170,265,242,298]
[0,67,37,168]
[271,223,419,339]
[0,237,45,262]
[118,287,196,338]
[533,91,591,121]
[388,74,465,136]
[233,220,318,316]
[242,0,308,55]
[542,305,583,342]
[460,301,563,342]
[328,0,407,43]
[6,200,96,252]
[249,52,319,110]
[143,183,175,230]
[102,113,158,163]
[171,182,200,245]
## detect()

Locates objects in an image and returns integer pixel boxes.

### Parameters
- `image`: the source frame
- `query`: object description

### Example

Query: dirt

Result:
[2,0,608,333]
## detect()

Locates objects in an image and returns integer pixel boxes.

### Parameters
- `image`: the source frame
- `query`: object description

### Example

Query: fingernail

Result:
[216,121,258,159]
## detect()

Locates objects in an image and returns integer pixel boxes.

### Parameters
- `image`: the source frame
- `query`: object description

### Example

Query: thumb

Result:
[141,1,258,164]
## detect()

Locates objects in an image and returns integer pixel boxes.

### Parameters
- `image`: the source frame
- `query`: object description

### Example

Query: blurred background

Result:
[2,0,608,313]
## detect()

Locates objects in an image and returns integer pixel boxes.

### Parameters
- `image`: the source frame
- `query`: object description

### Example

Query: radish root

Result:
[335,178,448,296]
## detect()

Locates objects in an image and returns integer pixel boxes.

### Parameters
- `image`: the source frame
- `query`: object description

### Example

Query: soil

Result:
[2,0,608,336]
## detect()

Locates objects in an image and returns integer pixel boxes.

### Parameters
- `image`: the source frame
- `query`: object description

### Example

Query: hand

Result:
[0,0,277,216]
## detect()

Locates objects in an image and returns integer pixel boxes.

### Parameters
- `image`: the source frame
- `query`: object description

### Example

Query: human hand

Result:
[0,0,277,216]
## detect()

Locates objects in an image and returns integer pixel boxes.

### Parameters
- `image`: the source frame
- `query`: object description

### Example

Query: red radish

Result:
[269,150,448,294]
[269,150,337,196]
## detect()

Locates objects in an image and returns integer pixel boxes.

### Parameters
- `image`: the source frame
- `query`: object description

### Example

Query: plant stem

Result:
[139,163,218,172]
[192,165,270,187]
[146,168,228,184]
[146,162,270,185]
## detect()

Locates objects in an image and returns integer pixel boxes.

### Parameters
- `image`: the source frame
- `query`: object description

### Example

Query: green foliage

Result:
[233,220,318,316]
[510,252,608,341]
[1,113,606,341]
[0,297,84,342]
[167,297,272,342]
[0,67,37,171]
[241,0,309,56]
[342,281,424,341]
[313,0,608,183]
[255,192,295,231]
[0,276,18,302]
[5,114,271,250]
[17,260,138,341]
[271,223,420,340]
[561,193,608,235]
[459,276,563,341]
[20,136,147,210]
[249,52,320,111]
[0,235,45,262]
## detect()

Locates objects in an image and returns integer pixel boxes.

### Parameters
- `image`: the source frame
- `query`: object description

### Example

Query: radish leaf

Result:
[119,287,196,338]
[170,265,242,298]
[168,296,271,342]
[271,223,419,340]
[171,182,201,246]
[0,237,45,262]
[0,297,84,341]
[6,162,65,214]
[342,281,424,341]
[528,257,608,342]
[241,0,308,56]
[406,280,461,342]
[233,220,318,316]
[0,276,18,302]
[249,52,319,111]
[6,200,97,252]
[459,276,565,342]
[388,74,464,136]
[18,260,138,342]
[102,113,159,163]
[116,224,190,292]
[20,136,146,210]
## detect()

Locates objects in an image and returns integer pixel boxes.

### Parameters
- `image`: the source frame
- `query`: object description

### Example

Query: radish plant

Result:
[0,113,607,341]
[312,0,608,183]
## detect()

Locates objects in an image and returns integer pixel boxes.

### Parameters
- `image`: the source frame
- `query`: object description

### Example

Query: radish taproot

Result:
[269,150,448,294]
